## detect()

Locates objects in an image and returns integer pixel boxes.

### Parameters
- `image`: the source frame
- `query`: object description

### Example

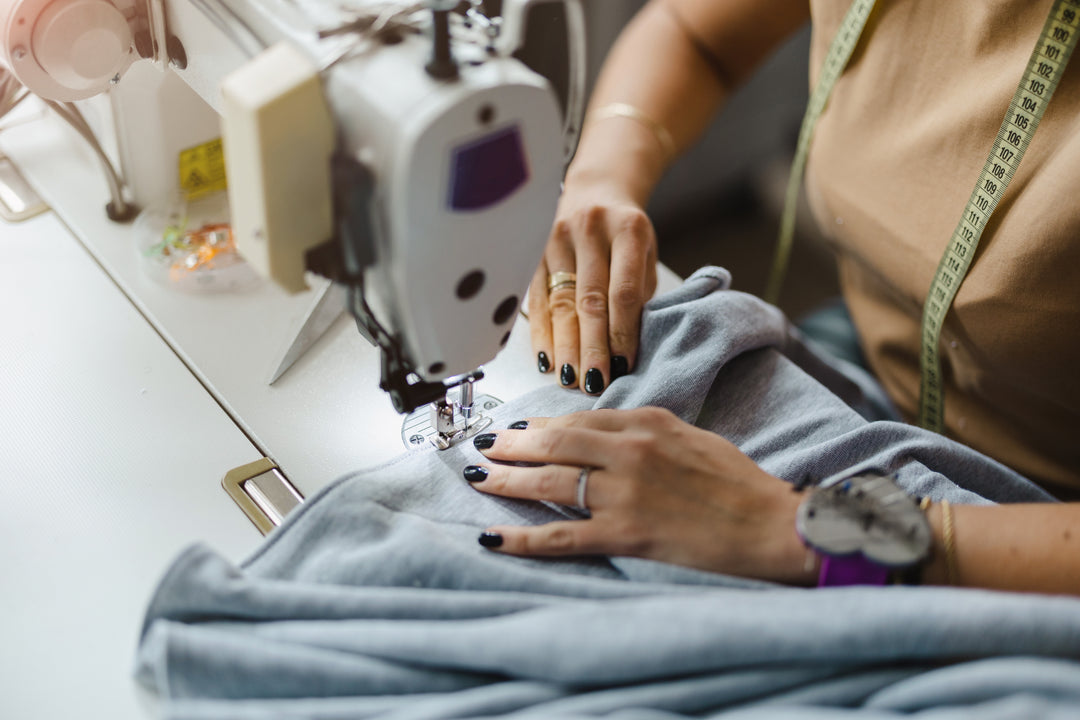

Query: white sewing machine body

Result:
[4,0,574,417]
[0,0,614,520]
[0,1,682,716]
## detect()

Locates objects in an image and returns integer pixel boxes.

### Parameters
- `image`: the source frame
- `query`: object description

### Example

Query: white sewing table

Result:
[0,101,679,718]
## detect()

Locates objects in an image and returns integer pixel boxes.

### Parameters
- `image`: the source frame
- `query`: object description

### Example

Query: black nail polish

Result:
[537,352,551,373]
[560,364,576,386]
[610,355,629,380]
[473,433,497,450]
[463,465,489,482]
[479,532,504,548]
[584,368,605,395]
[508,420,529,430]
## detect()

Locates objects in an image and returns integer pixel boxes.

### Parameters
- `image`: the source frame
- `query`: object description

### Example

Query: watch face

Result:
[796,473,932,567]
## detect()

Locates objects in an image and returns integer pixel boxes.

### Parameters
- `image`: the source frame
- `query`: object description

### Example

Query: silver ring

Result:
[576,466,591,511]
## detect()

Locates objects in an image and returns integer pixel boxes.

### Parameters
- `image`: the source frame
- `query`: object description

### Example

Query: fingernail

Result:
[537,352,551,373]
[584,368,604,395]
[473,433,497,450]
[463,465,489,482]
[508,420,529,430]
[560,364,576,386]
[610,355,629,380]
[478,532,504,548]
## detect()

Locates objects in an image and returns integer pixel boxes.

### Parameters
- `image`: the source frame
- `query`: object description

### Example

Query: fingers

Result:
[644,239,659,299]
[479,520,610,557]
[465,462,591,507]
[527,261,554,374]
[574,210,612,395]
[504,408,666,435]
[473,423,620,468]
[608,211,656,376]
[535,198,655,393]
[544,221,580,389]
[469,409,684,561]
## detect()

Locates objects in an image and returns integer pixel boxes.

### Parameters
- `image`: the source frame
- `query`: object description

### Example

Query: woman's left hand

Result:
[466,407,815,585]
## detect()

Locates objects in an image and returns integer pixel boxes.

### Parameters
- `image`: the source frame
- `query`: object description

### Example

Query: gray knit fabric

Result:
[135,268,1078,719]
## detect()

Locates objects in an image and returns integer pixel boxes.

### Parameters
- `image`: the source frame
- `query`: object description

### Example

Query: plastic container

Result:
[135,191,260,293]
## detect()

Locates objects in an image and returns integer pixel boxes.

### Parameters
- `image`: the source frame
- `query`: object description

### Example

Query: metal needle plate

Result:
[400,394,503,449]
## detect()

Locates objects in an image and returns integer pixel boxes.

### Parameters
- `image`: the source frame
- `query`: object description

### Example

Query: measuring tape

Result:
[768,0,1080,433]
[765,0,876,305]
[918,1,1080,431]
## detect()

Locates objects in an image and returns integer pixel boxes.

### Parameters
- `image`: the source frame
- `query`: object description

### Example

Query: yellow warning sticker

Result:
[178,138,227,199]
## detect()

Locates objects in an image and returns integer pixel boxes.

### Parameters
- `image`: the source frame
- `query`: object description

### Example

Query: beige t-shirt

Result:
[805,0,1080,499]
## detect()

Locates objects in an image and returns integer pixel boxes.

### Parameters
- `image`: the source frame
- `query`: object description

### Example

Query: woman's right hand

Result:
[528,176,659,396]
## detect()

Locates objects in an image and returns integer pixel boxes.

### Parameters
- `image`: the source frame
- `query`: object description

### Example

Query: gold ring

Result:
[547,271,577,293]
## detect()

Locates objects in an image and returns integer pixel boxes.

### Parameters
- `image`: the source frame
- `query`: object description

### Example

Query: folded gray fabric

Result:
[135,268,1078,719]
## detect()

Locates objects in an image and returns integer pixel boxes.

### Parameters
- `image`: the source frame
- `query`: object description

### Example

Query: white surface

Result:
[0,211,263,718]
[109,61,223,209]
[3,106,421,495]
[0,105,682,498]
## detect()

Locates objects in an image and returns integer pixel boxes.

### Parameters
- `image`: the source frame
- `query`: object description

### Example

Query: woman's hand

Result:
[466,407,814,585]
[523,0,811,396]
[528,179,659,396]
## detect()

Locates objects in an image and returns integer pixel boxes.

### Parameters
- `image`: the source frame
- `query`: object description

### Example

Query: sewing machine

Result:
[3,0,586,440]
[1,0,599,517]
[0,1,684,716]
[0,1,560,716]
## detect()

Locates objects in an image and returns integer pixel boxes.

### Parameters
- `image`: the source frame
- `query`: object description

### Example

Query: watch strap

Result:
[818,554,890,587]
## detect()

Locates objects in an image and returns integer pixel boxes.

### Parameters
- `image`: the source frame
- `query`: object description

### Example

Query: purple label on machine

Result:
[448,126,529,211]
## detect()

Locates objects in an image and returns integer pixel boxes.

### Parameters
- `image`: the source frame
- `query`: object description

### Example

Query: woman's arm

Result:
[567,0,810,205]
[467,409,1080,596]
[529,0,809,395]
[923,503,1080,595]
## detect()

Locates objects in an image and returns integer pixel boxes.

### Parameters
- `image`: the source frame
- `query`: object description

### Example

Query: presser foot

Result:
[430,413,494,451]
[399,393,503,450]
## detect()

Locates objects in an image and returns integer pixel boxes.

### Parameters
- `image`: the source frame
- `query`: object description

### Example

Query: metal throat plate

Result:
[400,393,503,449]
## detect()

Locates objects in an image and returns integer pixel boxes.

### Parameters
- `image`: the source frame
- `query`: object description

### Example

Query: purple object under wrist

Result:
[818,554,890,587]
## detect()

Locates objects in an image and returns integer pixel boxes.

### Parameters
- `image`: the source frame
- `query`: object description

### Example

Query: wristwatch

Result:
[795,472,933,587]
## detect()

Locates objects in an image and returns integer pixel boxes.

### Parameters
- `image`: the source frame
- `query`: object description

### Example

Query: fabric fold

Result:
[135,267,1077,718]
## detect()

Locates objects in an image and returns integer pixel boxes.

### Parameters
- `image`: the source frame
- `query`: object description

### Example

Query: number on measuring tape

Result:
[767,0,1080,435]
[918,0,1080,432]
